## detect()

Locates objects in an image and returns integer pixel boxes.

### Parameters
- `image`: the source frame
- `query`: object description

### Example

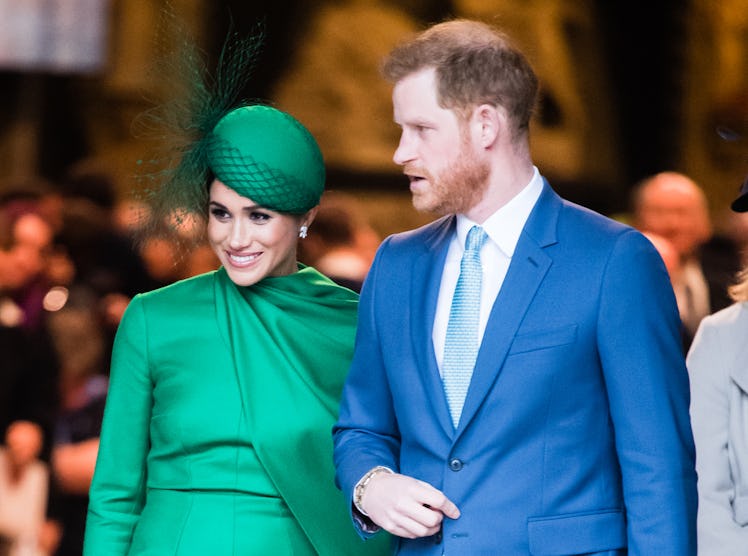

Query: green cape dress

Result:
[84,266,390,555]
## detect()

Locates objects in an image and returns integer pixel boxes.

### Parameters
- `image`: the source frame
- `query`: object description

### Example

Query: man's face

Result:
[635,174,712,258]
[392,68,488,215]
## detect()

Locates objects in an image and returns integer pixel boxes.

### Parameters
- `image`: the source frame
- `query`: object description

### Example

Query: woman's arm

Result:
[83,296,153,555]
[687,314,747,553]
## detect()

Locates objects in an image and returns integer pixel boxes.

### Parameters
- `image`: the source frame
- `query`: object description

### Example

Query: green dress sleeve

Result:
[84,295,153,555]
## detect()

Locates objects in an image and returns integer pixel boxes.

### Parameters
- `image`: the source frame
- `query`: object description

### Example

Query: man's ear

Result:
[474,104,503,148]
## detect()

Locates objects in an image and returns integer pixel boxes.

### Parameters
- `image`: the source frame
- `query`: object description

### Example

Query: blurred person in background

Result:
[686,176,748,554]
[0,206,59,461]
[8,212,57,334]
[0,420,50,556]
[44,290,108,556]
[58,166,153,301]
[642,231,691,351]
[0,181,60,336]
[56,167,157,360]
[297,191,380,292]
[631,171,740,348]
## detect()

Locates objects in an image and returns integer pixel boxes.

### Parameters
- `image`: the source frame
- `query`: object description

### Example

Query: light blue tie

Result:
[443,225,488,428]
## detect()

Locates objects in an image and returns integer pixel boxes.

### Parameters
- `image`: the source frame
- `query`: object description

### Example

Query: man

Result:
[631,171,739,347]
[333,19,697,555]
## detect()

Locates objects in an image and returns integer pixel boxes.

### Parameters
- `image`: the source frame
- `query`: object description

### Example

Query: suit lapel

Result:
[410,216,456,438]
[457,182,561,436]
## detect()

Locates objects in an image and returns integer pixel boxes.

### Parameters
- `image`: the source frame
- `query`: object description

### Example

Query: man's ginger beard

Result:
[406,128,489,216]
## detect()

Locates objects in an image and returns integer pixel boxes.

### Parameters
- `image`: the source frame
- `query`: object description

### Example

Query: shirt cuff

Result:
[352,505,382,534]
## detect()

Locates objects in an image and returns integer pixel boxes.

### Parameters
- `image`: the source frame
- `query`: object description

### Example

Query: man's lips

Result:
[406,173,427,191]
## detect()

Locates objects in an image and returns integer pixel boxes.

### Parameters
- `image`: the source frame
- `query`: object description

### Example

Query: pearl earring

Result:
[298,225,308,239]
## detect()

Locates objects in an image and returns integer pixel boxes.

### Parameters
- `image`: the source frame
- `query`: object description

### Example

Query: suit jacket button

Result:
[448,458,463,471]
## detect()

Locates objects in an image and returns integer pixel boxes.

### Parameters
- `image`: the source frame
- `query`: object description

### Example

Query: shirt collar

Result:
[455,167,543,257]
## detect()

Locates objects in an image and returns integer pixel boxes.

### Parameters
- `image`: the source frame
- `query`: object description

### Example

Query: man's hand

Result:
[360,472,460,538]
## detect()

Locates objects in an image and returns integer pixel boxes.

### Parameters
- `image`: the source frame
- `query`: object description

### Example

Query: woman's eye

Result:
[249,211,271,222]
[210,207,230,219]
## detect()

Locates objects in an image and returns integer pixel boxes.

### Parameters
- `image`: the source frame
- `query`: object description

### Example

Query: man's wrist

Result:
[353,465,393,515]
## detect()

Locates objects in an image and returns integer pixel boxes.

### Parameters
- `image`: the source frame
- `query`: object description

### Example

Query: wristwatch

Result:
[353,466,393,515]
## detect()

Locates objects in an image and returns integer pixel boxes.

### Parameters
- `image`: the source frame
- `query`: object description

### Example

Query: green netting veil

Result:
[133,17,324,248]
[207,105,325,214]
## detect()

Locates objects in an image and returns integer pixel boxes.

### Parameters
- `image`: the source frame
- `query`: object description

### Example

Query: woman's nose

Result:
[228,220,251,249]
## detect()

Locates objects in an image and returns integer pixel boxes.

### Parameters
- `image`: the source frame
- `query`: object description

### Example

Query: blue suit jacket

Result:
[333,181,697,555]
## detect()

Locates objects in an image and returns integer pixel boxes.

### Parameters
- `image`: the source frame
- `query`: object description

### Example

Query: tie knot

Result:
[465,226,487,253]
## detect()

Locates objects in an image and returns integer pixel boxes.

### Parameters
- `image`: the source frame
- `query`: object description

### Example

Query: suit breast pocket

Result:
[508,324,578,356]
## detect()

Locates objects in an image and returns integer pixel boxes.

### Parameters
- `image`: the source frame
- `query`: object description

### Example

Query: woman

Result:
[83,105,390,555]
[686,179,748,555]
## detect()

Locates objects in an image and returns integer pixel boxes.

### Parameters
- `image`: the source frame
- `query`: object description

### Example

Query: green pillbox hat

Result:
[207,105,325,213]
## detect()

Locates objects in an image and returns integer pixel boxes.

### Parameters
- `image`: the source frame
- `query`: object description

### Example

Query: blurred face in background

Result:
[633,172,712,259]
[12,212,54,281]
[5,420,43,468]
[0,212,54,291]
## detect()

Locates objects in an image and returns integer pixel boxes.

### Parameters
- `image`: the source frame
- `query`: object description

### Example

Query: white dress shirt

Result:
[674,259,711,336]
[433,167,543,371]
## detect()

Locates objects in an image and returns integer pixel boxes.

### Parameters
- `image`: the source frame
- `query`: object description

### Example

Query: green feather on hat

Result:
[134,16,324,244]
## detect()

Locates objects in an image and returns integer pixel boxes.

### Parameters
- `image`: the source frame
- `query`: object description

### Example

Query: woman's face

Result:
[207,180,314,287]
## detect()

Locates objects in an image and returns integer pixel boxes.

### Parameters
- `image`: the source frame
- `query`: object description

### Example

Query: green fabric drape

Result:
[215,265,390,555]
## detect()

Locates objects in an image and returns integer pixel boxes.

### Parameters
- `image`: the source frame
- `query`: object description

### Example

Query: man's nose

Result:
[393,134,414,166]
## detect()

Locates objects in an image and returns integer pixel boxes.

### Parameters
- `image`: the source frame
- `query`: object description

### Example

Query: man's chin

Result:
[415,190,468,215]
[412,194,441,215]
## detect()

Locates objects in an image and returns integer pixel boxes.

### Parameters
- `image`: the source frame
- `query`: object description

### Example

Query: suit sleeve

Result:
[596,230,697,555]
[84,295,153,555]
[333,237,401,535]
[687,316,746,554]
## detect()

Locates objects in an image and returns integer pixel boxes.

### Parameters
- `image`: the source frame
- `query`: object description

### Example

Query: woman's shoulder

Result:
[689,302,748,368]
[700,302,748,330]
[128,271,218,318]
[138,271,217,301]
